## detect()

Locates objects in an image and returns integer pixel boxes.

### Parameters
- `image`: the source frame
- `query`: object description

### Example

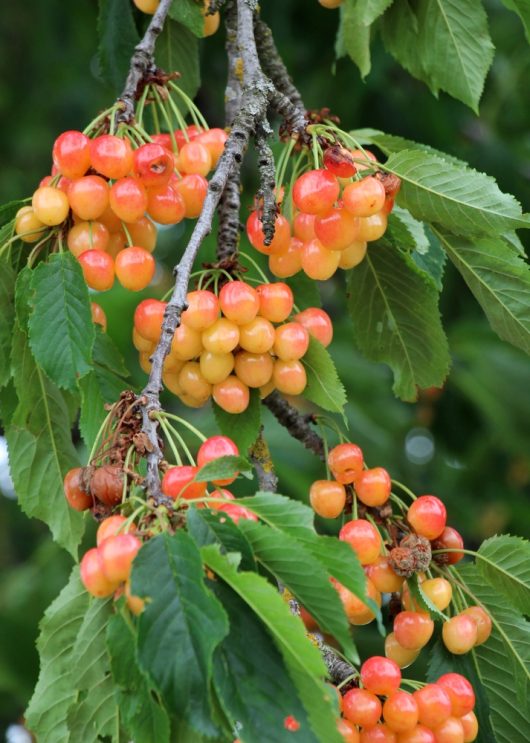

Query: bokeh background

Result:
[1,0,529,735]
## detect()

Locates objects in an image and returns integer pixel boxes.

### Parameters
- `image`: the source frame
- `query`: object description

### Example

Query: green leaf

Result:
[352,127,467,167]
[286,271,321,310]
[213,387,261,454]
[97,0,140,92]
[500,0,530,42]
[132,532,228,737]
[202,545,343,743]
[476,535,530,616]
[381,0,432,90]
[156,19,200,103]
[407,573,446,621]
[0,199,27,226]
[195,455,253,483]
[411,226,446,291]
[28,252,94,391]
[212,581,320,743]
[107,612,171,743]
[302,335,347,415]
[7,324,84,556]
[434,229,530,356]
[236,491,316,538]
[187,506,257,570]
[14,265,33,331]
[458,563,530,741]
[386,149,530,235]
[239,520,359,663]
[25,568,89,743]
[335,1,372,77]
[347,243,450,401]
[0,259,15,388]
[385,206,430,255]
[169,0,204,37]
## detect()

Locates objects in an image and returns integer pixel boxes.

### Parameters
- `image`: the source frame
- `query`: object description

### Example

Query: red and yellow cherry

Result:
[53,130,91,179]
[202,3,220,37]
[202,318,240,354]
[393,611,434,650]
[115,246,155,291]
[462,606,492,645]
[206,488,235,510]
[217,502,258,523]
[173,174,208,218]
[133,142,173,187]
[134,0,159,14]
[178,362,212,403]
[273,322,309,360]
[339,240,368,269]
[99,533,141,583]
[361,655,402,697]
[314,207,359,251]
[342,688,382,728]
[383,691,419,733]
[109,177,148,223]
[133,328,154,353]
[301,239,341,280]
[97,515,136,546]
[407,496,447,540]
[196,127,227,166]
[182,290,219,331]
[293,212,316,241]
[15,207,45,242]
[350,148,378,171]
[309,480,346,518]
[343,177,386,217]
[355,467,391,507]
[339,519,382,565]
[294,307,333,347]
[78,249,115,291]
[436,674,475,717]
[197,435,239,485]
[460,712,478,742]
[293,169,340,214]
[106,232,127,258]
[234,351,274,388]
[323,145,357,177]
[213,376,250,413]
[328,443,364,484]
[337,718,360,743]
[442,614,478,655]
[67,221,109,257]
[68,175,109,221]
[384,632,419,669]
[357,213,388,242]
[90,464,124,506]
[219,280,260,325]
[199,350,234,384]
[63,467,92,511]
[359,724,396,743]
[413,684,452,729]
[90,134,133,180]
[174,124,203,149]
[420,578,452,611]
[246,211,291,255]
[272,359,307,395]
[256,282,294,323]
[337,577,381,625]
[432,527,464,564]
[126,216,157,252]
[162,465,207,500]
[177,141,212,176]
[40,173,71,193]
[91,302,107,331]
[396,724,435,743]
[147,183,186,224]
[432,717,465,743]
[239,317,275,353]
[80,548,119,598]
[139,352,152,374]
[32,186,69,226]
[134,298,166,341]
[124,579,145,615]
[365,556,404,593]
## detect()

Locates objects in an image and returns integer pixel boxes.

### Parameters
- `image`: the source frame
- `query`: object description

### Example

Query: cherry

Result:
[396,725,435,743]
[99,533,141,583]
[217,502,258,523]
[318,0,344,8]
[354,467,391,507]
[350,148,378,171]
[393,611,434,650]
[239,317,276,354]
[67,221,109,257]
[177,141,212,176]
[202,318,240,354]
[15,207,45,243]
[199,350,235,384]
[125,579,145,615]
[292,169,340,215]
[78,249,115,291]
[234,351,274,388]
[360,725,396,743]
[259,379,275,399]
[361,655,402,697]
[106,232,127,258]
[309,479,346,518]
[133,142,173,187]
[293,212,316,241]
[147,183,186,224]
[206,488,235,510]
[256,282,294,322]
[323,145,357,177]
[337,718,360,743]
[420,578,452,611]
[68,175,109,221]
[338,240,368,269]
[63,467,92,511]
[413,684,452,729]
[383,691,418,733]
[462,606,492,645]
[432,717,465,743]
[97,515,135,546]
[196,128,227,166]
[174,125,203,149]
[98,202,123,233]
[436,674,475,717]
[294,307,333,347]
[328,443,364,484]
[339,519,382,565]
[315,207,359,251]
[173,174,208,218]
[40,174,71,193]
[162,465,207,500]
[90,134,133,179]
[109,177,148,223]
[52,130,91,179]
[336,577,381,625]
[150,132,174,151]
[178,362,212,404]
[80,548,119,598]
[269,238,303,278]
[182,290,219,331]
[357,213,388,242]
[202,3,220,37]
[384,632,419,669]
[139,352,153,374]
[219,280,260,325]
[134,298,166,341]
[460,712,478,742]
[212,376,250,413]
[32,186,69,226]
[133,0,159,14]
[133,328,154,352]
[115,246,155,291]
[126,216,157,252]
[273,322,309,360]
[301,238,341,280]
[197,435,239,485]
[90,464,124,506]
[246,211,291,255]
[431,527,464,564]
[407,496,447,540]
[343,177,386,217]
[365,556,404,594]
[342,688,382,728]
[272,359,307,395]
[91,302,107,331]
[442,614,478,655]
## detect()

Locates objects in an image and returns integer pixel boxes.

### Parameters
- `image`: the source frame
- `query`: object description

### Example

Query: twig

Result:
[255,122,277,245]
[311,634,358,686]
[263,391,325,460]
[254,17,305,114]
[117,0,173,124]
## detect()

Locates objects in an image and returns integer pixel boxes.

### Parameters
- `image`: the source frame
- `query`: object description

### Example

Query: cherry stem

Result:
[391,479,417,501]
[158,415,183,466]
[154,412,207,442]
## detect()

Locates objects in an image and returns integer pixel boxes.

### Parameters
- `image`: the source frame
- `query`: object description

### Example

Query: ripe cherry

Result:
[67,221,109,257]
[323,145,357,177]
[442,614,478,655]
[125,579,145,615]
[420,578,452,611]
[413,684,452,729]
[99,533,141,583]
[115,246,155,291]
[273,322,309,360]
[359,724,396,743]
[292,169,340,214]
[109,177,148,223]
[219,280,260,325]
[182,290,219,331]
[217,502,258,523]
[361,655,402,697]
[32,186,69,226]
[78,249,115,291]
[80,548,119,598]
[196,127,227,166]
[365,556,404,594]
[174,125,203,149]
[460,712,478,742]
[354,467,391,507]
[133,0,159,14]
[15,207,45,243]
[393,611,434,650]
[177,141,212,176]
[462,606,492,645]
[239,317,275,354]
[431,527,464,564]
[246,211,291,255]
[357,213,388,242]
[126,216,157,252]
[134,298,166,341]
[199,351,235,384]
[90,134,133,179]
[234,351,274,388]
[407,496,447,540]
[383,691,418,733]
[256,282,294,322]
[63,467,92,511]
[384,632,419,669]
[133,142,173,187]
[202,4,220,37]
[339,240,368,269]
[314,207,359,251]
[309,479,346,518]
[68,175,109,221]
[178,362,212,404]
[328,443,364,484]
[436,674,475,717]
[343,177,386,217]
[395,725,435,743]
[202,318,240,354]
[342,688,382,728]
[173,174,208,218]
[337,718,360,743]
[162,465,207,500]
[212,376,250,413]
[336,577,381,625]
[272,359,307,395]
[53,130,91,179]
[90,464,124,506]
[294,307,333,347]
[97,515,136,546]
[91,302,107,331]
[339,519,382,565]
[301,238,341,280]
[432,717,465,743]
[197,435,239,485]
[147,183,186,224]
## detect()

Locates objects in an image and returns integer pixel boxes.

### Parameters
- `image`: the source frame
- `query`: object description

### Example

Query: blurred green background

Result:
[1,0,529,734]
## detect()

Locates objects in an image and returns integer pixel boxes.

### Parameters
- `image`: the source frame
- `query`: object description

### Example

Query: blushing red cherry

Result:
[109,177,148,222]
[396,725,435,743]
[314,207,359,251]
[413,684,452,729]
[292,169,340,214]
[336,577,381,625]
[90,134,133,179]
[174,174,208,218]
[78,249,115,291]
[337,718,360,743]
[217,502,258,524]
[63,468,92,511]
[52,130,91,179]
[393,611,434,651]
[359,724,396,743]
[197,435,239,485]
[32,186,69,226]
[343,177,386,217]
[182,290,219,331]
[99,533,142,583]
[436,674,475,718]
[294,307,333,347]
[161,465,207,500]
[361,655,402,697]
[147,183,186,224]
[219,280,260,325]
[442,614,478,655]
[309,480,346,518]
[97,515,136,546]
[431,527,464,564]
[339,519,382,565]
[273,322,309,361]
[272,359,307,395]
[355,467,391,507]
[342,688,382,727]
[432,717,465,743]
[462,606,492,645]
[246,211,291,255]
[293,212,316,242]
[407,496,447,540]
[365,556,404,594]
[134,298,166,341]
[67,221,109,257]
[177,141,212,176]
[133,142,173,187]
[115,246,155,291]
[196,127,228,166]
[383,691,418,733]
[68,175,109,221]
[328,443,364,484]
[212,375,250,413]
[91,302,107,331]
[80,548,119,598]
[323,145,357,178]
[256,282,294,323]
[384,632,420,669]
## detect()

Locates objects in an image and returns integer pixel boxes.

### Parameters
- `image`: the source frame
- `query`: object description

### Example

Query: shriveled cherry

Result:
[63,467,92,511]
[90,464,124,506]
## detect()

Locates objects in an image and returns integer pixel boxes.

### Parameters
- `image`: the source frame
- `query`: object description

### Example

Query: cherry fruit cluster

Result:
[133,280,333,412]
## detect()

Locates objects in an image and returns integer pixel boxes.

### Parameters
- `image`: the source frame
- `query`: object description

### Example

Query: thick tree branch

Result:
[263,391,325,460]
[255,122,277,244]
[254,18,306,115]
[117,0,173,124]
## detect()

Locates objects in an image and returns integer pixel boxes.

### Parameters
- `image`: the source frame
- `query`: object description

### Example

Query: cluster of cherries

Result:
[307,441,491,663]
[133,280,333,412]
[133,0,220,37]
[15,122,225,291]
[247,146,398,282]
[336,657,479,742]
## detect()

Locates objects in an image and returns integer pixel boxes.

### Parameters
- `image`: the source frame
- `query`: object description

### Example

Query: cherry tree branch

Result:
[263,392,325,460]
